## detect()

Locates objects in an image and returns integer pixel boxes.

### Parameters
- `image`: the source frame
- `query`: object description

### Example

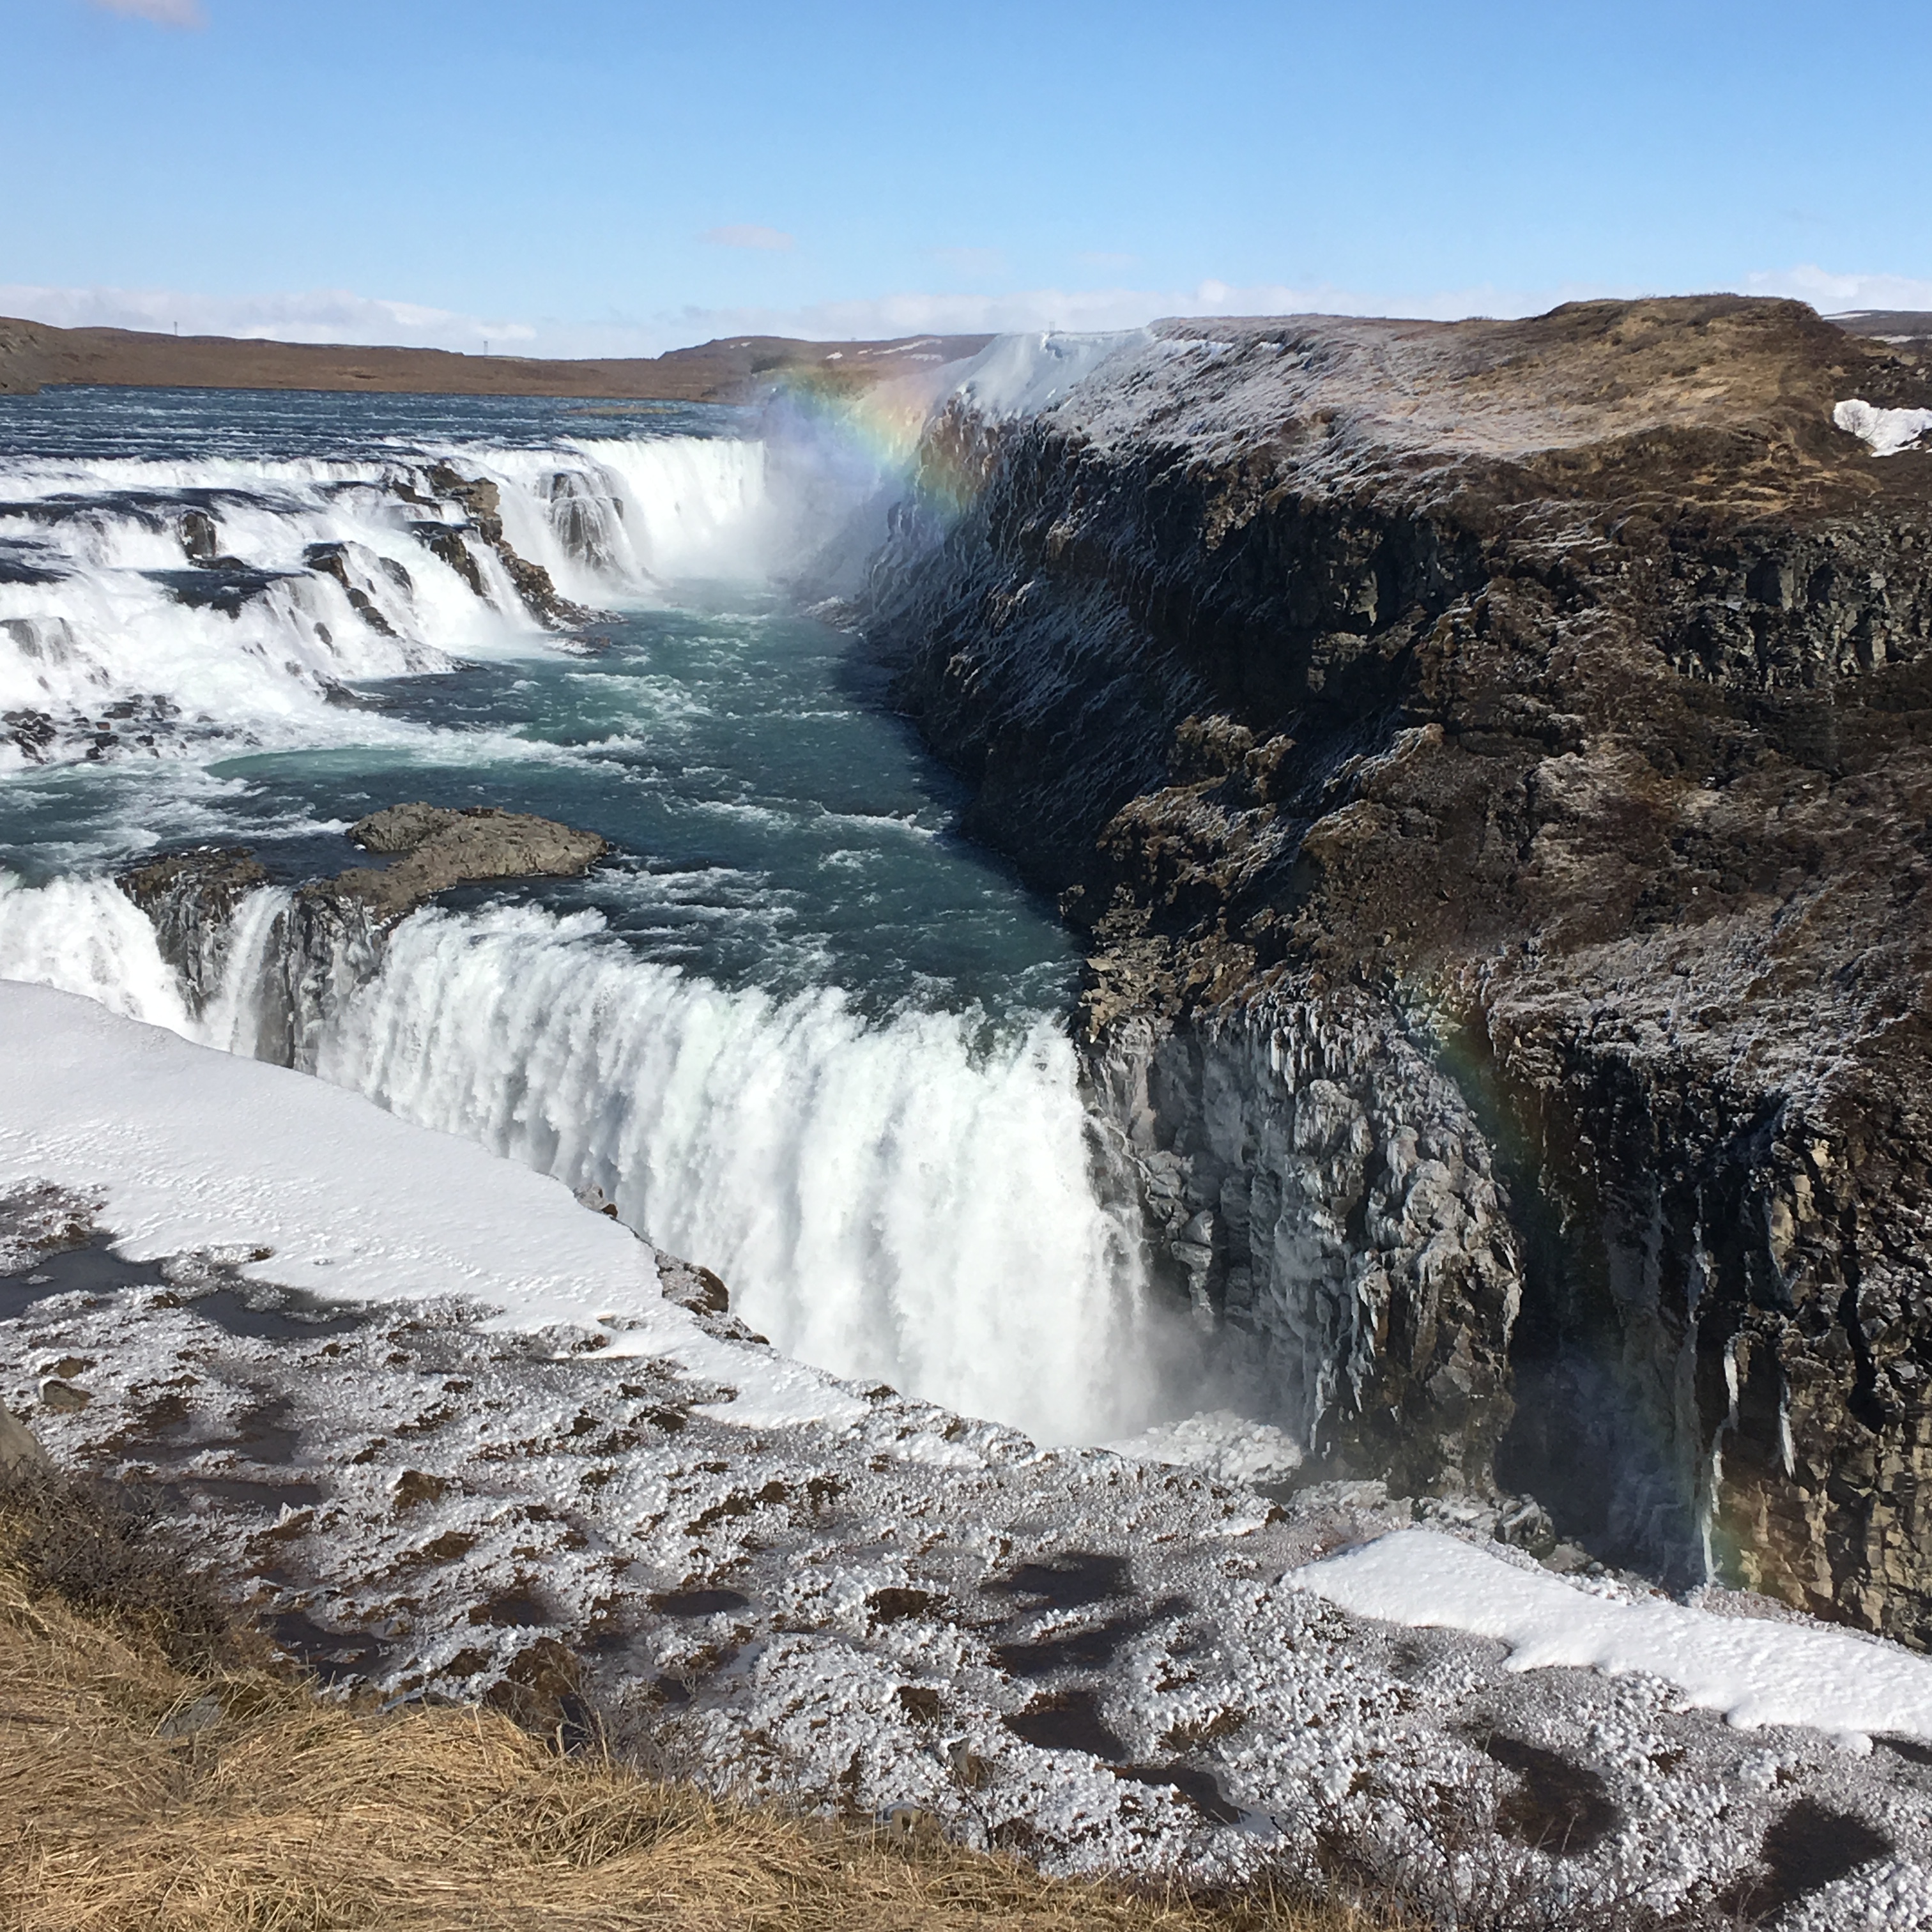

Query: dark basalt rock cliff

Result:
[863,296,1932,1641]
[116,806,607,1061]
[120,845,270,1011]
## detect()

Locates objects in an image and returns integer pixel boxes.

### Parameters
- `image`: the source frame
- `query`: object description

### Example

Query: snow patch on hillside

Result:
[1835,397,1932,456]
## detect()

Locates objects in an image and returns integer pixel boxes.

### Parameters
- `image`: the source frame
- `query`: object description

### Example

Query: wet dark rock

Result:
[0,542,64,585]
[422,463,589,626]
[302,540,398,637]
[118,845,268,1012]
[3,708,57,760]
[347,801,466,853]
[311,803,608,924]
[114,806,610,1076]
[178,507,218,562]
[407,519,486,597]
[1717,1797,1895,1922]
[655,1256,731,1317]
[864,294,1932,1638]
[146,564,294,617]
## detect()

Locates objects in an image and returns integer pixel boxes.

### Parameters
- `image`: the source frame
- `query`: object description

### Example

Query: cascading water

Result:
[0,408,770,769]
[0,383,1198,1446]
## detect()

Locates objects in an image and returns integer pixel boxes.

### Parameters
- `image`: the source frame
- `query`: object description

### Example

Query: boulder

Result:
[0,1407,49,1476]
[313,804,608,924]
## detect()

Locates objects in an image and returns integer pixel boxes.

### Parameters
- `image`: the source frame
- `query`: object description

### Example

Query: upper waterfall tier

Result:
[0,393,770,770]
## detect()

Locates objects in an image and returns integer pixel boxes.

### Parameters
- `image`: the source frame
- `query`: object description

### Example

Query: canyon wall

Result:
[864,298,1932,1639]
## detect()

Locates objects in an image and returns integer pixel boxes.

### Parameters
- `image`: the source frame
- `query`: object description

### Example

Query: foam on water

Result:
[0,429,772,771]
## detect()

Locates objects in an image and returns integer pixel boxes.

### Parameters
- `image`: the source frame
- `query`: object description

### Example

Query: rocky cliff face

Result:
[863,297,1932,1640]
[117,805,607,1068]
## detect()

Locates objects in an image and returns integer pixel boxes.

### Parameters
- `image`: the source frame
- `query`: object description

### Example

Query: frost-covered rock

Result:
[864,295,1932,1641]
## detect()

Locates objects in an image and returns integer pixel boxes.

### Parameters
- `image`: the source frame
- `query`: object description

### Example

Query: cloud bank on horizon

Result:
[5,266,1930,361]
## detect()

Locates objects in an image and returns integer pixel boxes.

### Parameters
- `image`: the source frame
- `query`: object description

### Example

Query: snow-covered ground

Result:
[6,977,1932,1924]
[1835,397,1932,456]
[1296,1530,1932,1750]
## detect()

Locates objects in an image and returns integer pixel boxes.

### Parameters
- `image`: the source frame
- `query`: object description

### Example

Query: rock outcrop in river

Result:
[117,805,608,1062]
[864,297,1932,1643]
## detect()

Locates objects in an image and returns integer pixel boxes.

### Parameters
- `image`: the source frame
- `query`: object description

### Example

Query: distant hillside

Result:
[0,316,993,401]
[1828,309,1932,349]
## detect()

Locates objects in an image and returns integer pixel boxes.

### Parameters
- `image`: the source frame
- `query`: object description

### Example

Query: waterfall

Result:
[0,874,1174,1444]
[0,434,770,770]
[0,403,1198,1447]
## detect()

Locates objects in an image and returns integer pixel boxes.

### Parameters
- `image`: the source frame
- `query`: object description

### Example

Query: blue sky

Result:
[6,0,1931,354]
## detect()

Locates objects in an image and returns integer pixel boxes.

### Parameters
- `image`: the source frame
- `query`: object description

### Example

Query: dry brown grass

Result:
[0,1483,1388,1932]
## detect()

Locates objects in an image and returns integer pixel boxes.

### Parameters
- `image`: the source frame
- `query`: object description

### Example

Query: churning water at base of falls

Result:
[0,386,1190,1444]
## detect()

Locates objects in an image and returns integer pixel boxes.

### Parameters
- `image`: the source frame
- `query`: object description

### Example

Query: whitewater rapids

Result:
[0,432,767,769]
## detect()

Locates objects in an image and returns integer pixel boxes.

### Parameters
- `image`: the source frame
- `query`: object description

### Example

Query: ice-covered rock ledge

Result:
[6,979,1932,1922]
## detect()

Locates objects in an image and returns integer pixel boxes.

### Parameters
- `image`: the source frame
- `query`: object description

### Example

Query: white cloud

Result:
[700,225,795,252]
[0,282,535,351]
[87,0,206,26]
[1745,264,1932,315]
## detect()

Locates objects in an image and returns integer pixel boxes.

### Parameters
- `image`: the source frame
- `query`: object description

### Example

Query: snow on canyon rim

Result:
[0,378,1190,1446]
